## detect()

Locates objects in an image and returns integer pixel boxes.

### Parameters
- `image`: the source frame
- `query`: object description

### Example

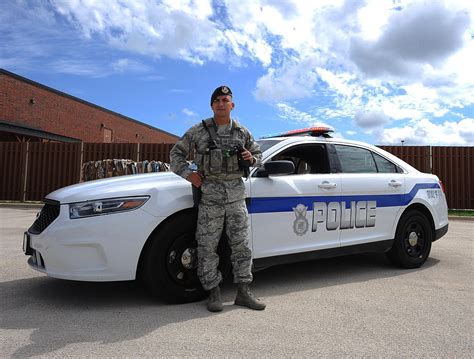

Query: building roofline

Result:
[0,68,180,140]
[0,119,82,142]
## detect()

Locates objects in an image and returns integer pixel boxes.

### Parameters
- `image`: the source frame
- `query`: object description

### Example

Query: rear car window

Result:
[335,145,402,173]
[335,145,377,173]
[373,152,400,173]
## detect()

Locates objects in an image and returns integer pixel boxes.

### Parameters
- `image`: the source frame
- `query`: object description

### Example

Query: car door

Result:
[333,144,405,246]
[248,143,342,259]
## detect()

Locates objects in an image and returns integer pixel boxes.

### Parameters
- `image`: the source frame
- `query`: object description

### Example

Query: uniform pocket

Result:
[231,155,239,172]
[203,154,210,174]
[209,149,222,174]
[226,154,237,172]
[227,179,246,202]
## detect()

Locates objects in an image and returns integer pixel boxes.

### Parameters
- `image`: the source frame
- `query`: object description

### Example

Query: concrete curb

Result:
[448,215,474,221]
[0,203,43,210]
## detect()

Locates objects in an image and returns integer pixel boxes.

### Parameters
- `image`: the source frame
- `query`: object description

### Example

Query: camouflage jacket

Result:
[170,118,262,181]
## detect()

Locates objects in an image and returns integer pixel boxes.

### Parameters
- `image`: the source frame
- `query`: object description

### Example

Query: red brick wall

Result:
[0,71,178,143]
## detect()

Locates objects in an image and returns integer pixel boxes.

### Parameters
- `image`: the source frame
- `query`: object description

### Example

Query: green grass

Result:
[448,210,474,217]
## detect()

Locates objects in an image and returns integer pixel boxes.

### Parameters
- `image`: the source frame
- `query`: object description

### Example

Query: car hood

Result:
[46,172,188,204]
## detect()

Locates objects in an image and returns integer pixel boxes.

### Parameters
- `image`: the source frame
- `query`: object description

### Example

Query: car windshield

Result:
[256,139,284,153]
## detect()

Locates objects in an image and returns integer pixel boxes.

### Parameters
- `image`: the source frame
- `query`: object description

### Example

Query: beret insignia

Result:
[210,85,233,105]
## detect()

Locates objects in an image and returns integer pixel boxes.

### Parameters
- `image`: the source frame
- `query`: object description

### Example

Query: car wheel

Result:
[142,209,231,304]
[387,209,433,269]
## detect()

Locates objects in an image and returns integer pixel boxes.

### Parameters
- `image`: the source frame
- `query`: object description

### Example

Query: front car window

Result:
[270,144,330,175]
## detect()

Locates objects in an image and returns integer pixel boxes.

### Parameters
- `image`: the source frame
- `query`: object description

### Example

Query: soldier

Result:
[170,85,266,312]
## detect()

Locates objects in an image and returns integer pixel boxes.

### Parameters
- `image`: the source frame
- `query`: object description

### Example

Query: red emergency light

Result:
[261,126,334,139]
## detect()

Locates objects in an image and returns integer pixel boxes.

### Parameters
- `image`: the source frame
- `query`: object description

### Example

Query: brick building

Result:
[0,69,179,143]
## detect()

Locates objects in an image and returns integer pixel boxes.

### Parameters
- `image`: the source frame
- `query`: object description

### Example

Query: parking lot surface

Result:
[1,207,472,357]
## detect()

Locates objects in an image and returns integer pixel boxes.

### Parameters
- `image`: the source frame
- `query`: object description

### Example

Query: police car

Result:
[23,127,449,303]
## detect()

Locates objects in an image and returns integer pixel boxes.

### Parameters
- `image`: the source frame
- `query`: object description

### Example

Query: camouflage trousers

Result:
[196,178,253,291]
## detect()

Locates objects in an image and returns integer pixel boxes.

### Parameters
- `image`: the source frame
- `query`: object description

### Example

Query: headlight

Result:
[69,196,150,219]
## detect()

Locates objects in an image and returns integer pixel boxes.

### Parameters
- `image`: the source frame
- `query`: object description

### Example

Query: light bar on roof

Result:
[260,126,334,139]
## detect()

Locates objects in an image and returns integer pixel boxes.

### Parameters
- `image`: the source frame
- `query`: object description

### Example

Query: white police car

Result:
[23,127,449,303]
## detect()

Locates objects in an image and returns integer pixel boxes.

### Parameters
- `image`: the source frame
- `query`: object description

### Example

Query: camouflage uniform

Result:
[170,118,262,291]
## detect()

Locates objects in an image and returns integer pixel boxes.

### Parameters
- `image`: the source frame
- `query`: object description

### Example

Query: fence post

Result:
[22,142,29,202]
[78,142,84,182]
[429,146,433,174]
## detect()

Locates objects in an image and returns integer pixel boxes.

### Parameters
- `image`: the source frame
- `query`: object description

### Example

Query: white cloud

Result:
[276,103,331,127]
[140,74,165,81]
[379,118,474,145]
[50,0,227,65]
[346,130,357,136]
[224,1,318,57]
[292,67,469,129]
[350,1,471,78]
[182,108,198,117]
[2,0,473,146]
[51,59,105,77]
[224,29,272,66]
[357,1,392,41]
[354,110,390,129]
[0,1,72,70]
[50,58,151,77]
[111,58,151,73]
[254,58,321,102]
[251,0,474,138]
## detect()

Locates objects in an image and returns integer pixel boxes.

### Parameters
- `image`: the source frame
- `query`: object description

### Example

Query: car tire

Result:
[387,209,433,269]
[142,209,231,304]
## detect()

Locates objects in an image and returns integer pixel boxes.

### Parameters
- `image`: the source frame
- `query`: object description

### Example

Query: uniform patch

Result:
[293,204,309,236]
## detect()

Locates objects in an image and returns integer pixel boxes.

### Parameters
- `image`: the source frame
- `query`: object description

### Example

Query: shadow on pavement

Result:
[1,252,440,357]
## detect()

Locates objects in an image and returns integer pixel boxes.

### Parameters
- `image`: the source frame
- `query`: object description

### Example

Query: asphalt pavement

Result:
[1,207,472,357]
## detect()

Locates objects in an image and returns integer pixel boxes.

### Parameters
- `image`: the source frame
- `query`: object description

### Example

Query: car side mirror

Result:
[255,160,295,177]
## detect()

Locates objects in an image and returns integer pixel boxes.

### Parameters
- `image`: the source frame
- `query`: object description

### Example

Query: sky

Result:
[1,0,473,145]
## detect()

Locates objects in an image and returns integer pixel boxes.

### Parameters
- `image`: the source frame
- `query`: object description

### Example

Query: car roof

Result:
[259,135,370,147]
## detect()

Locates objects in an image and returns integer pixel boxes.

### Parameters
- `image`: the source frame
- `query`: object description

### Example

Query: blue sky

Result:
[2,0,473,145]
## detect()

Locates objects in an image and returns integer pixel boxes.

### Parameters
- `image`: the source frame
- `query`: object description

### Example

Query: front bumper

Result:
[24,203,164,281]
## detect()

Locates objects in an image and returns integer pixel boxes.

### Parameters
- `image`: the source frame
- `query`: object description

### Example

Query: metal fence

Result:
[0,142,174,202]
[379,146,473,210]
[0,142,472,209]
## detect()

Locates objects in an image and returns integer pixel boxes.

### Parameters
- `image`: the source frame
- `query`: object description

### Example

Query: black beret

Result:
[210,85,232,105]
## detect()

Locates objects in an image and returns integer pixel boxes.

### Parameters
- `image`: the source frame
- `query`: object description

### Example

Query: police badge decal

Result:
[293,204,309,236]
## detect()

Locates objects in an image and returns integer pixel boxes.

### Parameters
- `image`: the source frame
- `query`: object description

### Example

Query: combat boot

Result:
[207,286,223,312]
[234,283,266,310]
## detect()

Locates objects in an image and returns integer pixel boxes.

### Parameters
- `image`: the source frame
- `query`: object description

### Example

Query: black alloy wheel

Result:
[142,209,231,304]
[142,210,205,303]
[165,232,199,288]
[402,221,426,258]
[387,209,433,269]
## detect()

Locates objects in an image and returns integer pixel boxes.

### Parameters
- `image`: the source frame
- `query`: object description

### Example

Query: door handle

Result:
[389,180,402,188]
[318,181,337,189]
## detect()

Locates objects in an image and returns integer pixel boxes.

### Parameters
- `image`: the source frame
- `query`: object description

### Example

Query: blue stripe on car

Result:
[248,182,439,214]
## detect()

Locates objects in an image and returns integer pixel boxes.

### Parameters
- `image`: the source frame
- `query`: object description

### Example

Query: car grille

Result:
[29,200,60,234]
